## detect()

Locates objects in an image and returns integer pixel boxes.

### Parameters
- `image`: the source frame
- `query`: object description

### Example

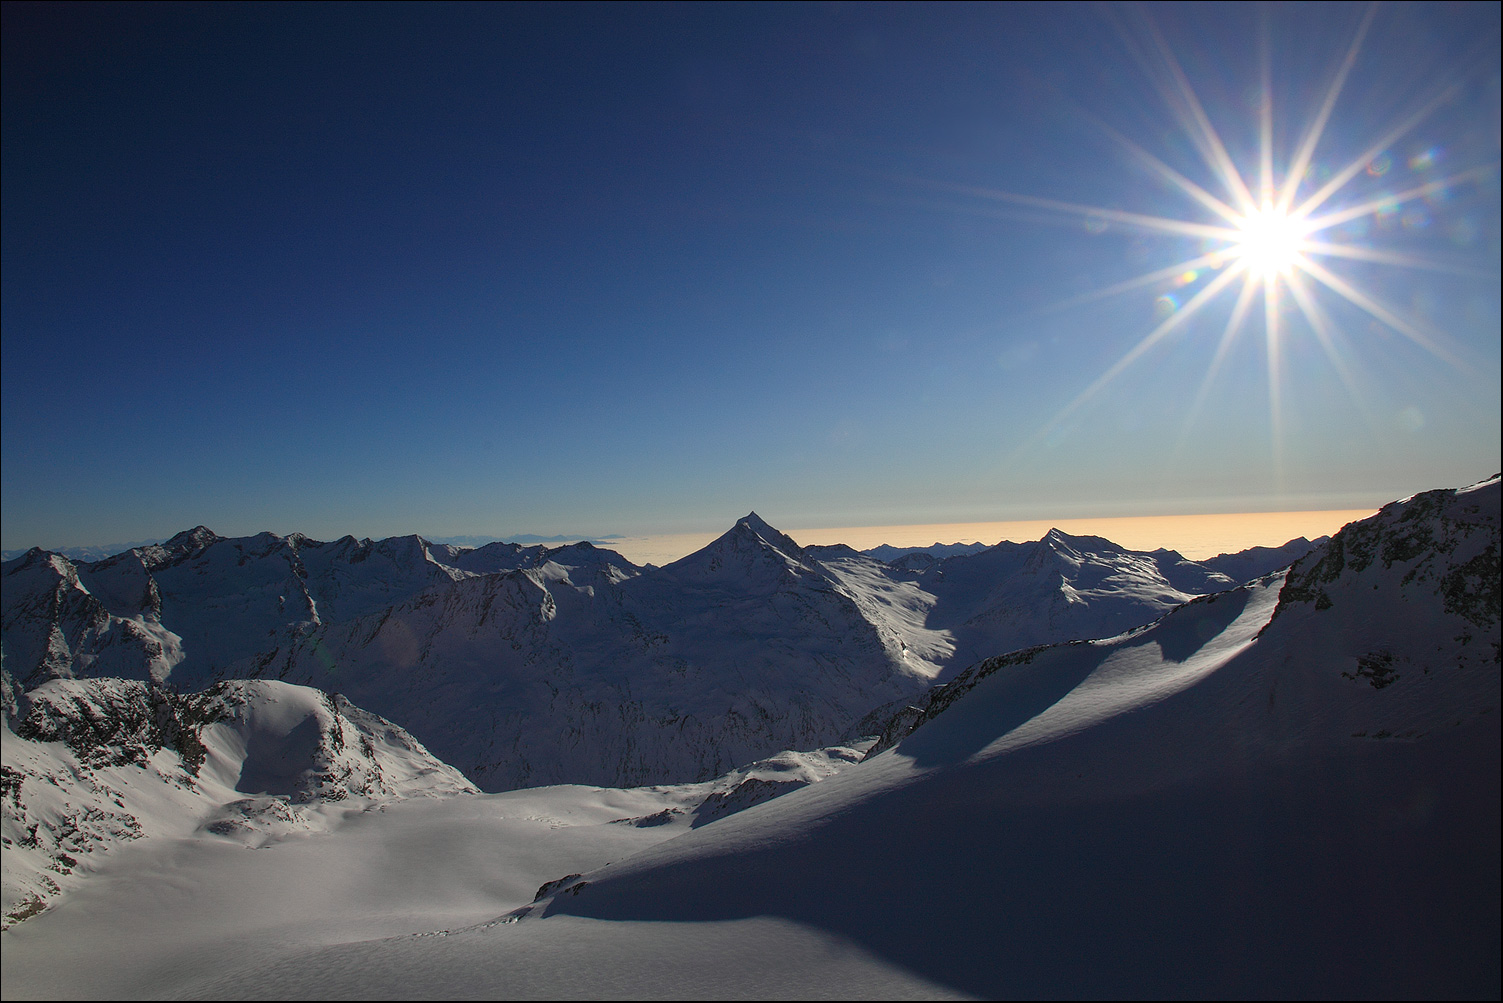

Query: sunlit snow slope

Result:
[516,476,1499,998]
[1,479,1495,1000]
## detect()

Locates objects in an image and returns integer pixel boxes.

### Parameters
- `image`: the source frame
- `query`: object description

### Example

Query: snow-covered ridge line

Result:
[1264,477,1500,638]
[528,477,1499,999]
[863,476,1499,758]
[5,509,1335,793]
[1,528,640,689]
[858,541,990,564]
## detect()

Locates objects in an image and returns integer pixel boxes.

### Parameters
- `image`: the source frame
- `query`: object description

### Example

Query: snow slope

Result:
[529,476,1499,998]
[2,677,474,925]
[2,734,885,1000]
[2,478,1492,999]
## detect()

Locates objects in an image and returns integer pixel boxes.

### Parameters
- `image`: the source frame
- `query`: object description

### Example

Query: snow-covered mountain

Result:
[1199,533,1327,583]
[1,675,475,926]
[525,475,1499,998]
[858,527,1239,666]
[1,663,870,935]
[1,540,168,564]
[1,477,1495,998]
[0,527,624,688]
[242,513,1305,790]
[4,513,1329,793]
[859,541,990,564]
[248,515,931,790]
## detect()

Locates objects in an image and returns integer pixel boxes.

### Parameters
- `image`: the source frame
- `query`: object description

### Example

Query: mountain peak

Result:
[1040,527,1124,553]
[1,547,64,573]
[162,526,220,551]
[734,512,802,557]
[740,510,773,531]
[1039,527,1083,556]
[661,512,807,582]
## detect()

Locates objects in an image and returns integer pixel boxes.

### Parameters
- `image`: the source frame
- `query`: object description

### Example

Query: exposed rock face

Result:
[11,676,222,773]
[1268,479,1499,644]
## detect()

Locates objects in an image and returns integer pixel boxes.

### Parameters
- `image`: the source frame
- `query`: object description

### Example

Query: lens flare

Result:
[951,3,1489,476]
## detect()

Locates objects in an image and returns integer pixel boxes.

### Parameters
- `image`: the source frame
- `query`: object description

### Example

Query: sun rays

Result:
[976,4,1495,468]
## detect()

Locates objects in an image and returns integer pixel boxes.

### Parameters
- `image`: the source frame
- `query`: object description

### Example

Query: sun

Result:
[952,5,1483,466]
[1234,202,1307,280]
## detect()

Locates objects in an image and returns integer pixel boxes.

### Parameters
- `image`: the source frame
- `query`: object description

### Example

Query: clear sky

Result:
[3,2,1498,550]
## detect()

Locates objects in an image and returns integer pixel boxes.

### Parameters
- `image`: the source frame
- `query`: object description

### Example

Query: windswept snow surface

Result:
[3,479,1494,999]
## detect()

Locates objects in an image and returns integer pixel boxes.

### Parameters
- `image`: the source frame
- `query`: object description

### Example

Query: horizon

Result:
[2,4,1498,566]
[3,504,1385,566]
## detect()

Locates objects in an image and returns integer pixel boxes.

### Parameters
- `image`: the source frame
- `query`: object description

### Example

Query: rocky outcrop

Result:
[2,677,474,927]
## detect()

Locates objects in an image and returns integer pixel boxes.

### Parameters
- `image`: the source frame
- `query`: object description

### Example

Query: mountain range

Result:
[529,475,1499,998]
[5,513,1317,791]
[3,477,1495,997]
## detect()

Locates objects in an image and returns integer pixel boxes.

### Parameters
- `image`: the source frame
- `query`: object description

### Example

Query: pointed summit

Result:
[662,512,808,584]
[1041,527,1120,551]
[736,512,803,558]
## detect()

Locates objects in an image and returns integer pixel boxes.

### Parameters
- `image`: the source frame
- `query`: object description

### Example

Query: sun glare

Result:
[1235,202,1306,279]
[963,4,1490,472]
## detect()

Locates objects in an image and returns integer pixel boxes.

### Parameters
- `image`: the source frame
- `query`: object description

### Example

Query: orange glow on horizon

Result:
[790,510,1376,561]
[602,508,1377,567]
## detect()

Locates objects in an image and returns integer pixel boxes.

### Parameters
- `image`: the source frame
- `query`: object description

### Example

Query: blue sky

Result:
[3,2,1498,549]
